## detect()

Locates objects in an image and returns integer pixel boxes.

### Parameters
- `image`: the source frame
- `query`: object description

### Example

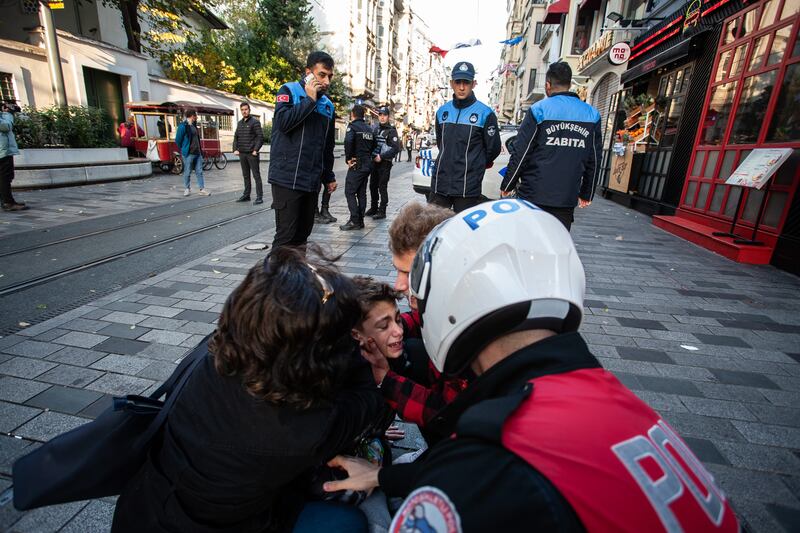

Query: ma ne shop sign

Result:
[578,31,614,71]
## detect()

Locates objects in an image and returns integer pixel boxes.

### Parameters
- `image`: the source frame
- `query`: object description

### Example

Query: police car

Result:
[413,126,518,200]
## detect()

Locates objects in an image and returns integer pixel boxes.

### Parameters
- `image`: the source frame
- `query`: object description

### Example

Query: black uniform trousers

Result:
[369,161,392,211]
[428,193,482,213]
[345,161,372,221]
[537,205,575,231]
[318,185,331,210]
[239,153,263,199]
[271,184,318,249]
[0,156,15,204]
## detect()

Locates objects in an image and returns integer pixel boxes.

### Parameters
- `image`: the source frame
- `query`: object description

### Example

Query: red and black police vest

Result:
[501,368,739,533]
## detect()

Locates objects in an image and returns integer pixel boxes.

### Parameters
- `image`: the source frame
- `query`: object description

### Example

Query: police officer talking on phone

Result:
[340,104,375,231]
[267,51,337,249]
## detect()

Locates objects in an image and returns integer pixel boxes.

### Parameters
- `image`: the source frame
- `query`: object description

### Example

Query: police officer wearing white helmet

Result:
[324,200,739,533]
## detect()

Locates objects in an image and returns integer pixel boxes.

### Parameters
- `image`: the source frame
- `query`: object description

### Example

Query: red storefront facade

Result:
[654,0,800,271]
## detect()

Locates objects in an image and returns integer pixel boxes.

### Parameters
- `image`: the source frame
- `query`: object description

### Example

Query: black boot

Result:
[314,209,326,224]
[339,219,361,231]
[320,207,337,224]
[364,206,378,217]
[373,209,386,220]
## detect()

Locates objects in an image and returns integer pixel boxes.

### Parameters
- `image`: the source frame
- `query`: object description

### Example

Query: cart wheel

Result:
[172,154,183,175]
[214,153,228,170]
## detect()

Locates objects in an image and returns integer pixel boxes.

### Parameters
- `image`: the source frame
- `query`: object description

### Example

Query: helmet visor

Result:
[409,223,445,323]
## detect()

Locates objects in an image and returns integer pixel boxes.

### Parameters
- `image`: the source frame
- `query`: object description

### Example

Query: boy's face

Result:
[353,301,404,359]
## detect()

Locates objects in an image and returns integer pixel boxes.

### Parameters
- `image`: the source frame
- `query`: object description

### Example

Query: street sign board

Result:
[608,42,631,65]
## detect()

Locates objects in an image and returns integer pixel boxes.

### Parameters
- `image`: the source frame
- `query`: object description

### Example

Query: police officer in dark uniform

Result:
[500,62,603,231]
[267,51,337,249]
[366,107,400,220]
[431,61,501,213]
[323,202,740,533]
[340,105,376,231]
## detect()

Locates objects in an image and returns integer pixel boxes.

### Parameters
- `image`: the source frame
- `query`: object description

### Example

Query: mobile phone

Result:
[304,73,319,96]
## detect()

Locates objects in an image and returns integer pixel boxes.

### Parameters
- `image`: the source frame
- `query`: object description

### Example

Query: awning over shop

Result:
[620,38,692,85]
[579,0,602,11]
[544,0,569,24]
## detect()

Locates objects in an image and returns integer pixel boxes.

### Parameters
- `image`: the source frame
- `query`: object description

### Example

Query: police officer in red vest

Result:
[324,199,739,533]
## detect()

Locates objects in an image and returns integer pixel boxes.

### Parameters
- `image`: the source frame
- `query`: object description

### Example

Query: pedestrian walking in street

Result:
[430,61,501,213]
[268,51,338,249]
[366,107,400,220]
[112,248,386,533]
[324,200,740,533]
[118,115,144,158]
[500,61,603,230]
[0,100,27,211]
[174,109,210,197]
[233,102,264,205]
[405,135,413,162]
[340,105,375,231]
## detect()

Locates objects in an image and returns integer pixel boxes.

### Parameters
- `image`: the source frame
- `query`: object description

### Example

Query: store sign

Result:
[608,42,632,65]
[682,0,702,33]
[725,148,793,190]
[47,1,65,8]
[577,32,614,71]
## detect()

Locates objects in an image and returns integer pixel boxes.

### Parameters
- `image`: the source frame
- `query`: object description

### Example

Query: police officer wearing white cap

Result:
[429,62,501,213]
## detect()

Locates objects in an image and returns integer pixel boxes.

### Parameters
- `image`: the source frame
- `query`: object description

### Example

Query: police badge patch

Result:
[442,111,449,120]
[459,63,469,72]
[390,486,462,533]
[469,113,478,124]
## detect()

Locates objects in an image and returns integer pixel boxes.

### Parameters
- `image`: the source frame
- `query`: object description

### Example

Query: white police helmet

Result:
[410,199,585,375]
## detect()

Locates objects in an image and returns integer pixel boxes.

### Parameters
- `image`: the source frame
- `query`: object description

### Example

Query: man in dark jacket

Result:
[366,107,400,220]
[324,201,740,533]
[430,61,501,213]
[267,51,338,249]
[500,61,602,230]
[233,102,264,205]
[341,105,376,231]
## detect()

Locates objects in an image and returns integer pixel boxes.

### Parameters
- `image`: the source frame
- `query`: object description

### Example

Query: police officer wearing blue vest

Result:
[268,51,337,249]
[500,62,602,231]
[430,61,501,213]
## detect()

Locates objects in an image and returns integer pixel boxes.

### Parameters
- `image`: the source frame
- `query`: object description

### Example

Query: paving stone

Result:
[85,373,155,396]
[663,412,746,441]
[138,316,188,331]
[93,337,149,356]
[167,281,209,292]
[139,295,181,307]
[731,420,800,449]
[37,364,104,388]
[695,382,769,404]
[7,500,88,533]
[769,375,800,392]
[137,330,192,346]
[137,361,178,381]
[101,311,147,325]
[761,388,800,408]
[745,404,800,427]
[2,340,62,359]
[174,299,216,311]
[45,346,107,367]
[680,396,758,421]
[82,308,112,320]
[15,411,88,441]
[710,369,780,389]
[61,318,112,334]
[0,401,42,433]
[694,333,752,348]
[610,371,642,390]
[0,434,39,475]
[616,317,668,330]
[174,310,218,323]
[0,335,25,350]
[0,377,50,403]
[637,375,704,397]
[79,395,113,419]
[679,436,730,466]
[617,346,673,364]
[60,500,116,533]
[32,328,71,342]
[631,390,688,414]
[25,385,104,415]
[101,301,147,313]
[90,354,153,375]
[139,305,183,318]
[177,321,216,335]
[96,322,150,340]
[716,441,800,475]
[767,503,800,533]
[706,464,799,507]
[0,357,57,379]
[138,285,179,297]
[170,290,211,301]
[53,331,108,349]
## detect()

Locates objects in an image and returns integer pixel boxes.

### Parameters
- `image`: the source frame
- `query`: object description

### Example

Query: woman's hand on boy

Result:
[323,455,380,493]
[360,338,390,385]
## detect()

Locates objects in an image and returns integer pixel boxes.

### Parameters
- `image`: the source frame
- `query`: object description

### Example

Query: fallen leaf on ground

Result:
[36,304,47,309]
[18,322,30,327]
[212,269,222,274]
[210,258,220,262]
[680,345,699,351]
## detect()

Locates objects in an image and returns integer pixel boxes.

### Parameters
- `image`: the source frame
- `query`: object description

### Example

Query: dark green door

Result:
[83,66,125,138]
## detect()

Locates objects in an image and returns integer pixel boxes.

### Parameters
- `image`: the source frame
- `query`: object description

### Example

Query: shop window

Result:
[748,34,770,70]
[710,185,727,212]
[763,191,788,226]
[730,71,777,144]
[773,149,799,185]
[691,152,705,176]
[704,151,719,177]
[719,150,738,181]
[781,0,799,21]
[731,44,749,77]
[697,182,712,208]
[729,8,760,41]
[685,181,698,205]
[724,186,742,217]
[702,81,738,145]
[759,0,780,28]
[768,25,793,65]
[742,188,766,221]
[571,11,592,55]
[766,63,800,142]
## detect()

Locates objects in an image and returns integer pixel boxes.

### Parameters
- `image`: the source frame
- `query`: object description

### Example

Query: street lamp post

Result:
[39,1,68,108]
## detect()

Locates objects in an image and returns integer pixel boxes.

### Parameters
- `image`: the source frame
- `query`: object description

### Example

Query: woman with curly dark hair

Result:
[112,248,387,533]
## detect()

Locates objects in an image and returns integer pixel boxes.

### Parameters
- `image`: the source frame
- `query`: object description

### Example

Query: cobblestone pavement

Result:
[1,168,799,532]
